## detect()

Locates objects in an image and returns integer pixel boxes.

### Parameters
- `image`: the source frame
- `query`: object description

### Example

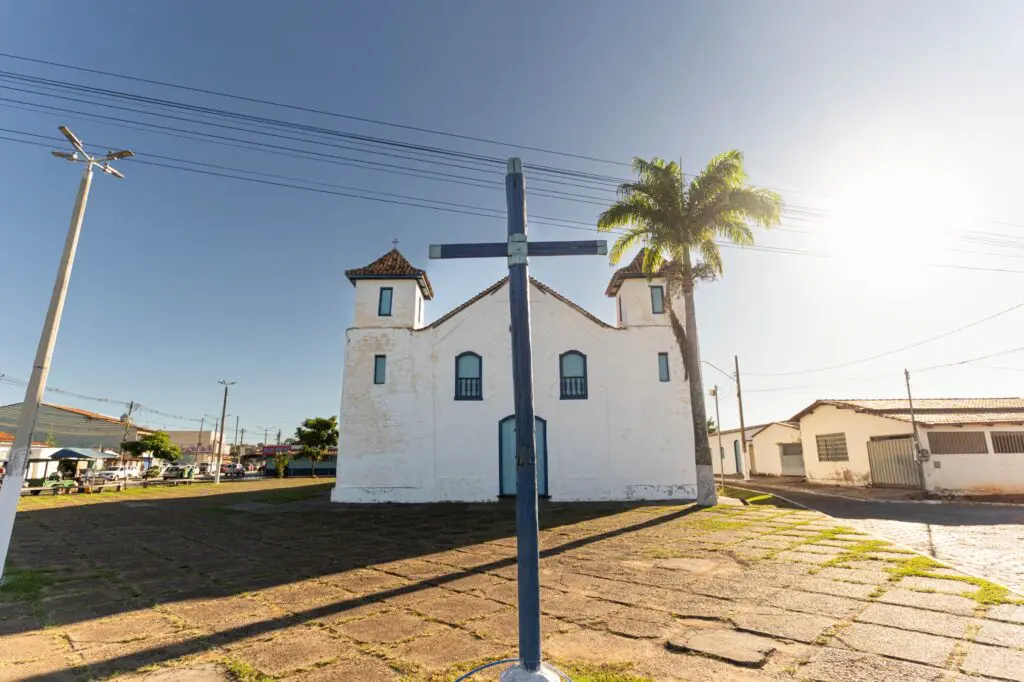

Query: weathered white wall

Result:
[712,431,743,475]
[353,279,424,329]
[921,426,1024,494]
[333,277,696,503]
[799,405,911,485]
[751,423,802,476]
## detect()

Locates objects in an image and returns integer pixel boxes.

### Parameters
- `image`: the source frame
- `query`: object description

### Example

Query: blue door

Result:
[734,439,743,474]
[499,415,548,496]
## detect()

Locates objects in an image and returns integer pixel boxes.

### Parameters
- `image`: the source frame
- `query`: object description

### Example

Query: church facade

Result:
[331,248,697,503]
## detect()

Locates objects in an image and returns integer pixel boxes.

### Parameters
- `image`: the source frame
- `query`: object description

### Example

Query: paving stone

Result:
[467,609,576,646]
[836,623,957,666]
[335,610,441,644]
[390,626,511,672]
[773,550,834,565]
[164,596,285,631]
[789,576,878,600]
[604,608,676,639]
[816,567,892,585]
[797,646,947,681]
[730,606,836,643]
[878,588,978,616]
[282,654,400,681]
[409,591,504,624]
[229,626,354,677]
[899,576,971,595]
[961,642,1024,681]
[540,593,623,623]
[855,603,971,639]
[763,588,864,618]
[65,609,181,649]
[974,618,1024,648]
[989,603,1024,624]
[799,544,851,556]
[120,663,231,681]
[0,630,67,664]
[667,628,776,667]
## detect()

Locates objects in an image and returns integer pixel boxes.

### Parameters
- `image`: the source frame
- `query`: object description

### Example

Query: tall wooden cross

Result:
[430,158,606,680]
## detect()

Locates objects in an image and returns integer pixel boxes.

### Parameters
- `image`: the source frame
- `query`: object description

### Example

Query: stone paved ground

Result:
[740,479,1024,595]
[1,480,1023,681]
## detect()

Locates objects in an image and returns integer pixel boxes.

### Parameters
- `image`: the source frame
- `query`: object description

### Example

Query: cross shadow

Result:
[4,481,699,679]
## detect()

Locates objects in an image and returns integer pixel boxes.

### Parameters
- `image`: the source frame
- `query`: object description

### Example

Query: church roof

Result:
[604,249,673,296]
[421,277,616,331]
[345,248,434,300]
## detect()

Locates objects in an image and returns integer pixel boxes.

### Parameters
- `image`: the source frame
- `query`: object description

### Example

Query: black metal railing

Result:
[455,377,482,400]
[560,376,587,399]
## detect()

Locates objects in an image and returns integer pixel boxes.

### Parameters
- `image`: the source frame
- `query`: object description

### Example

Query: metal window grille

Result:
[455,352,482,400]
[991,431,1024,454]
[815,433,849,462]
[560,351,587,399]
[927,431,987,455]
[780,443,803,456]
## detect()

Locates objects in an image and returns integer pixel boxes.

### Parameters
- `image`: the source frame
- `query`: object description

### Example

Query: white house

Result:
[794,398,1024,494]
[331,248,697,503]
[749,422,803,476]
[712,424,767,476]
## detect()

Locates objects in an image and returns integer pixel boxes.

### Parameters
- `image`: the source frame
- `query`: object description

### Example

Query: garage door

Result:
[780,443,805,476]
[867,437,922,488]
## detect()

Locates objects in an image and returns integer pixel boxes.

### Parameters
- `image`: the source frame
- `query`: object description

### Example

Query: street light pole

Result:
[710,386,724,493]
[0,127,131,582]
[214,381,235,484]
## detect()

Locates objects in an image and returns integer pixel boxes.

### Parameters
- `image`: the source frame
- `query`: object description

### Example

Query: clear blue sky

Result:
[1,1,1023,437]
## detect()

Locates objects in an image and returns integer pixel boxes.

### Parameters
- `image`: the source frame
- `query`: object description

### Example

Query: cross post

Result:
[430,158,606,680]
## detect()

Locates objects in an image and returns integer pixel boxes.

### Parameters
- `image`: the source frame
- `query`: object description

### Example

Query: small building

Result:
[793,398,1024,494]
[332,248,697,503]
[262,444,337,477]
[749,422,803,476]
[712,425,768,476]
[0,403,152,450]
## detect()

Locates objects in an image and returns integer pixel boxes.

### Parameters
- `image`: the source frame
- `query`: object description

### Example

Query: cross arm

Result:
[429,240,607,260]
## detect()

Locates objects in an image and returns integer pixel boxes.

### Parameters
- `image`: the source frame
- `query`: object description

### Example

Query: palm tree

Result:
[294,417,339,478]
[598,152,782,506]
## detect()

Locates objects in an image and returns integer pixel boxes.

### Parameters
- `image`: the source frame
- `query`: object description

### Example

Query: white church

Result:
[330,248,697,503]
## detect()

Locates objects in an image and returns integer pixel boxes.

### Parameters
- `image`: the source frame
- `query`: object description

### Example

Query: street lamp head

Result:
[101,164,125,179]
[104,150,134,161]
[58,126,85,154]
[51,151,77,161]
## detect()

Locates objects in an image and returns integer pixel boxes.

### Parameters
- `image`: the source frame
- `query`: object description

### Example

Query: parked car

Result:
[222,463,245,479]
[98,467,131,481]
[198,462,211,475]
[162,465,194,480]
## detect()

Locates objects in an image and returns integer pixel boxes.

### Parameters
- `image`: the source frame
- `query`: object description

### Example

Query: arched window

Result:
[455,352,482,400]
[559,351,588,400]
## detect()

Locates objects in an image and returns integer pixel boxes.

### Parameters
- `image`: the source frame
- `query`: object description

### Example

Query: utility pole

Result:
[214,381,235,483]
[735,355,750,481]
[710,386,724,492]
[120,401,136,488]
[0,127,132,582]
[194,416,206,467]
[233,415,239,447]
[276,429,282,445]
[904,369,927,491]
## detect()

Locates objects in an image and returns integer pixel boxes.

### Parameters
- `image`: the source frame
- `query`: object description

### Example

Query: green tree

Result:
[707,418,717,435]
[294,416,339,479]
[44,432,59,447]
[122,431,182,463]
[598,152,782,506]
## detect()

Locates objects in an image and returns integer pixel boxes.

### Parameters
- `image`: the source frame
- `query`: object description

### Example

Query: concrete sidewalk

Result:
[1,481,1022,681]
[739,476,1024,505]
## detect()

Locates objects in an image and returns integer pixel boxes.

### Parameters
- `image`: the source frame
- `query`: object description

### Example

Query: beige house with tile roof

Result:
[333,248,698,503]
[793,398,1024,493]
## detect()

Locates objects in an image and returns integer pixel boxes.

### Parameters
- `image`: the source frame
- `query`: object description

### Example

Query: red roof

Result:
[0,431,48,446]
[604,249,674,296]
[345,248,434,300]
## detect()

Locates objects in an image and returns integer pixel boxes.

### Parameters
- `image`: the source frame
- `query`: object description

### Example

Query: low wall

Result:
[926,453,1024,494]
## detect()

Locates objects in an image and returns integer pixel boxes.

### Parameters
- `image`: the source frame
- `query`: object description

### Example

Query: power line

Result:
[914,345,1024,374]
[742,298,1024,377]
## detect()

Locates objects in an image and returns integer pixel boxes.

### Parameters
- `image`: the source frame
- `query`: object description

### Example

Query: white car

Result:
[98,467,131,481]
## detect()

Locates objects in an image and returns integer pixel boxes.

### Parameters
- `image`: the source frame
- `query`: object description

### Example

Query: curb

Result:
[726,484,1024,599]
[738,481,1024,508]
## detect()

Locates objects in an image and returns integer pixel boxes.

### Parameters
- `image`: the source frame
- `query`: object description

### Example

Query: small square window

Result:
[658,353,670,382]
[373,355,387,384]
[650,286,665,314]
[378,287,393,316]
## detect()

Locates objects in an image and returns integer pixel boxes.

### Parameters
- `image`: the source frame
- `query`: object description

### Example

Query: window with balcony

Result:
[560,351,587,399]
[455,352,482,400]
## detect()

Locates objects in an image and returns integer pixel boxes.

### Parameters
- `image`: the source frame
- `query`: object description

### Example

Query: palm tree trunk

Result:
[679,254,717,506]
